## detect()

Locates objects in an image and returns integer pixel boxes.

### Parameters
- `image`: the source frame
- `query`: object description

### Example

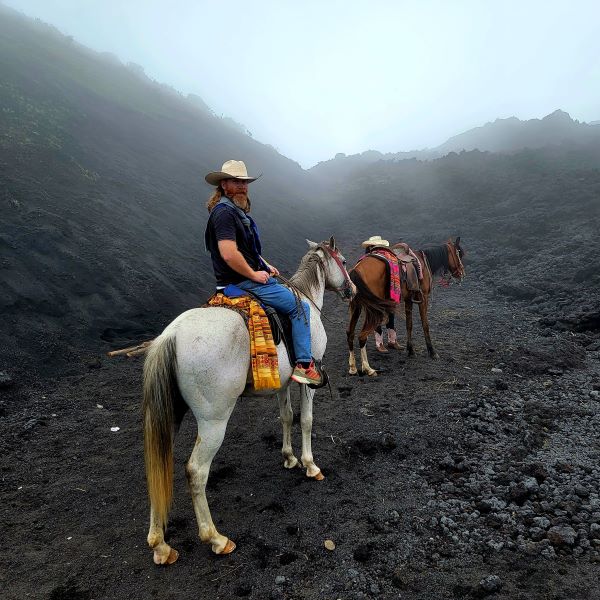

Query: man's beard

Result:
[231,193,250,212]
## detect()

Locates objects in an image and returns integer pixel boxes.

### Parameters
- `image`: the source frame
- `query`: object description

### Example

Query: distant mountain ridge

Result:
[436,109,597,154]
[311,110,600,182]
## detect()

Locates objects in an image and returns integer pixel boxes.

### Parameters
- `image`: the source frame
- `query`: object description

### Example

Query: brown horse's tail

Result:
[350,270,397,333]
[142,333,180,530]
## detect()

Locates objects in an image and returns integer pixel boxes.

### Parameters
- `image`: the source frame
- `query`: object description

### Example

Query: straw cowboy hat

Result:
[361,235,390,248]
[205,160,260,186]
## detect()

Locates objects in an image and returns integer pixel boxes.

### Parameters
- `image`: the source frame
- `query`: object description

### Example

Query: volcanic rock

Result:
[479,575,502,593]
[547,525,577,546]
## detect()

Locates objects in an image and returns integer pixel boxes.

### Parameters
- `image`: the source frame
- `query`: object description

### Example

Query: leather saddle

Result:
[207,287,330,389]
[392,244,421,293]
[215,284,297,367]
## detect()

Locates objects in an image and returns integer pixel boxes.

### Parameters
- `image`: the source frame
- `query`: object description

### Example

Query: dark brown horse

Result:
[347,238,465,375]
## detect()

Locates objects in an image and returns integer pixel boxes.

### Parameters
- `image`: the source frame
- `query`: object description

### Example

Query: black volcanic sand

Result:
[3,277,600,600]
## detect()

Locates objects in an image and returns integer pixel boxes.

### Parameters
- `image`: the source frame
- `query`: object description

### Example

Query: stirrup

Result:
[307,361,329,389]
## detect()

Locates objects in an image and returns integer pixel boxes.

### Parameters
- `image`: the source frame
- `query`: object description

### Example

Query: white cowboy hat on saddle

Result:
[205,160,260,186]
[361,235,390,248]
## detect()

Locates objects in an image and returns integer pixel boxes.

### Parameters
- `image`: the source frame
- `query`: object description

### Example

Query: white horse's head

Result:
[306,237,355,300]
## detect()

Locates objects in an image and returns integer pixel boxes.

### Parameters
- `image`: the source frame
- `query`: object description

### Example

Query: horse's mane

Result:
[420,244,449,275]
[289,248,326,296]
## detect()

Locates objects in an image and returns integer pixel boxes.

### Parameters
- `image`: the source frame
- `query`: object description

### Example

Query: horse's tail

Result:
[142,332,181,530]
[350,270,397,333]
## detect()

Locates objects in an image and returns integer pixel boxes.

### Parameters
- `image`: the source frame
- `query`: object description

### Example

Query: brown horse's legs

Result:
[346,302,360,352]
[358,325,377,376]
[347,303,361,375]
[418,295,438,359]
[405,299,415,357]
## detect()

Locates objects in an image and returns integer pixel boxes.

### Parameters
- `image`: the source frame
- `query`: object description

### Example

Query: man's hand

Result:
[250,270,271,284]
[261,258,279,277]
[219,240,267,281]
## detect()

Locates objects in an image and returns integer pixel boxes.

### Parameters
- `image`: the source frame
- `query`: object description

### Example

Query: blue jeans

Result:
[236,277,311,363]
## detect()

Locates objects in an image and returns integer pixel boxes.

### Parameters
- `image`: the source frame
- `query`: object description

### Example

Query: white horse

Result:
[143,237,354,565]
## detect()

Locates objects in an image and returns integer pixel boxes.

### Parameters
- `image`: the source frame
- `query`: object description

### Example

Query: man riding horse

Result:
[204,159,322,386]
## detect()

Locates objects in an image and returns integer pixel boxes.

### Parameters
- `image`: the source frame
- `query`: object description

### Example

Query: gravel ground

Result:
[2,274,600,600]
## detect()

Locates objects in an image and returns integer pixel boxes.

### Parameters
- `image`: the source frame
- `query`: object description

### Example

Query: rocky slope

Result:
[0,4,319,374]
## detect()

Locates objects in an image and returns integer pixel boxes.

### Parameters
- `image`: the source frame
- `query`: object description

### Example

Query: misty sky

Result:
[5,0,600,167]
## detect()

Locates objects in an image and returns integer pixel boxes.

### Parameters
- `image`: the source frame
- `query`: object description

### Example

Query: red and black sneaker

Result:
[291,360,323,386]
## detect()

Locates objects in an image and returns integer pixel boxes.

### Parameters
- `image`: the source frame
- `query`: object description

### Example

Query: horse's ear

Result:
[455,236,461,246]
[306,239,318,249]
[329,235,336,250]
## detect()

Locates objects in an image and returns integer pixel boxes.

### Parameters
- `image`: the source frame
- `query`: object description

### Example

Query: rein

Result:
[272,242,352,325]
[276,274,342,326]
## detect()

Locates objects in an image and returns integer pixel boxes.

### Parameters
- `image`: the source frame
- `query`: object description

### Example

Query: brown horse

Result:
[347,238,465,375]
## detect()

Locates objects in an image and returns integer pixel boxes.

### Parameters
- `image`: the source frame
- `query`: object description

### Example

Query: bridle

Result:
[318,242,354,300]
[446,240,465,280]
[274,241,354,326]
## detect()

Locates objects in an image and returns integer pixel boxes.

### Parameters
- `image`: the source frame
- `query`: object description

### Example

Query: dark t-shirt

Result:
[205,204,262,285]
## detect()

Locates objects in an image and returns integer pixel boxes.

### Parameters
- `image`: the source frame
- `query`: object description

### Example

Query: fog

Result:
[5,0,600,167]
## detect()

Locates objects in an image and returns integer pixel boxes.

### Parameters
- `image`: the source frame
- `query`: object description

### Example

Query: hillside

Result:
[319,142,600,338]
[0,4,320,373]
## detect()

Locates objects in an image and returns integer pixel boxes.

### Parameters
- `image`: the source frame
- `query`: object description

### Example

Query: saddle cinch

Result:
[205,285,328,391]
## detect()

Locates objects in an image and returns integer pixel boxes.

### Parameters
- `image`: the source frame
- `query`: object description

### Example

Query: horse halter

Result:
[446,240,465,280]
[318,242,354,299]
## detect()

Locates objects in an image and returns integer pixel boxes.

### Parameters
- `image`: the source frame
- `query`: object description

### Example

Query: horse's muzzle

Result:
[343,282,357,300]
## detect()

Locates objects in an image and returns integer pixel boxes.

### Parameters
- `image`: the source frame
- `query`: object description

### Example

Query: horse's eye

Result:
[343,259,347,265]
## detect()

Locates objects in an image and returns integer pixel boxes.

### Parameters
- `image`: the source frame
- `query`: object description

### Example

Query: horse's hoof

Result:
[349,368,358,376]
[284,456,299,469]
[153,547,179,565]
[166,548,179,564]
[308,469,325,481]
[216,539,236,555]
[367,370,378,377]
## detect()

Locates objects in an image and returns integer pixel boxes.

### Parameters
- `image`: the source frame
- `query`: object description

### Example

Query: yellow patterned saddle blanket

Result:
[206,293,280,390]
